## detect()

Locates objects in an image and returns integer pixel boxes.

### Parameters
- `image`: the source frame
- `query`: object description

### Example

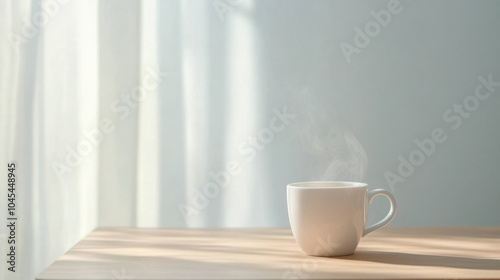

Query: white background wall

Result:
[97,0,499,228]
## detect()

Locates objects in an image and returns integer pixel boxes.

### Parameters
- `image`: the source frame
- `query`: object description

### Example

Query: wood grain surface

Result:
[36,227,500,279]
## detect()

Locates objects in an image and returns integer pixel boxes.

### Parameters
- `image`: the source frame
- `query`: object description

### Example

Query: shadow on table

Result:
[338,251,500,270]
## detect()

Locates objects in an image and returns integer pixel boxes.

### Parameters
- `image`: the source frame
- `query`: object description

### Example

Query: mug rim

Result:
[287,181,367,189]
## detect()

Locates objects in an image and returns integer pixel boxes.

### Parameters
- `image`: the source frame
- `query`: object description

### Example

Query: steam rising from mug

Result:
[291,87,367,181]
[318,129,367,181]
[303,128,367,181]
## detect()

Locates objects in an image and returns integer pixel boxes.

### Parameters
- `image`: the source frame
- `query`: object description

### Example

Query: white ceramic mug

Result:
[287,181,396,256]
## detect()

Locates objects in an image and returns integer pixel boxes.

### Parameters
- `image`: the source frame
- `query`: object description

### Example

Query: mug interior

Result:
[288,181,367,188]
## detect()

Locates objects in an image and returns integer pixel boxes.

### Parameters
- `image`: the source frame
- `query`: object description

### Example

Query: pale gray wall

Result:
[201,0,500,227]
[95,0,500,227]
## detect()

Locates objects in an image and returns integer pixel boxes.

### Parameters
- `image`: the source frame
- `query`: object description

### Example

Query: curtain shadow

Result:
[204,0,231,227]
[22,2,43,279]
[156,0,186,227]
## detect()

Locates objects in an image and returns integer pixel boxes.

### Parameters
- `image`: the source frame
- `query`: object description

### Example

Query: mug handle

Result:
[363,189,397,237]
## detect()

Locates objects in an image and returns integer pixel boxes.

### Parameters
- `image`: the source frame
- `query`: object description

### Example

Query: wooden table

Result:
[36,227,500,280]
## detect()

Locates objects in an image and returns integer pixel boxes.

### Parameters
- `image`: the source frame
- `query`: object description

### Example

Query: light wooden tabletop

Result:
[36,227,500,280]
